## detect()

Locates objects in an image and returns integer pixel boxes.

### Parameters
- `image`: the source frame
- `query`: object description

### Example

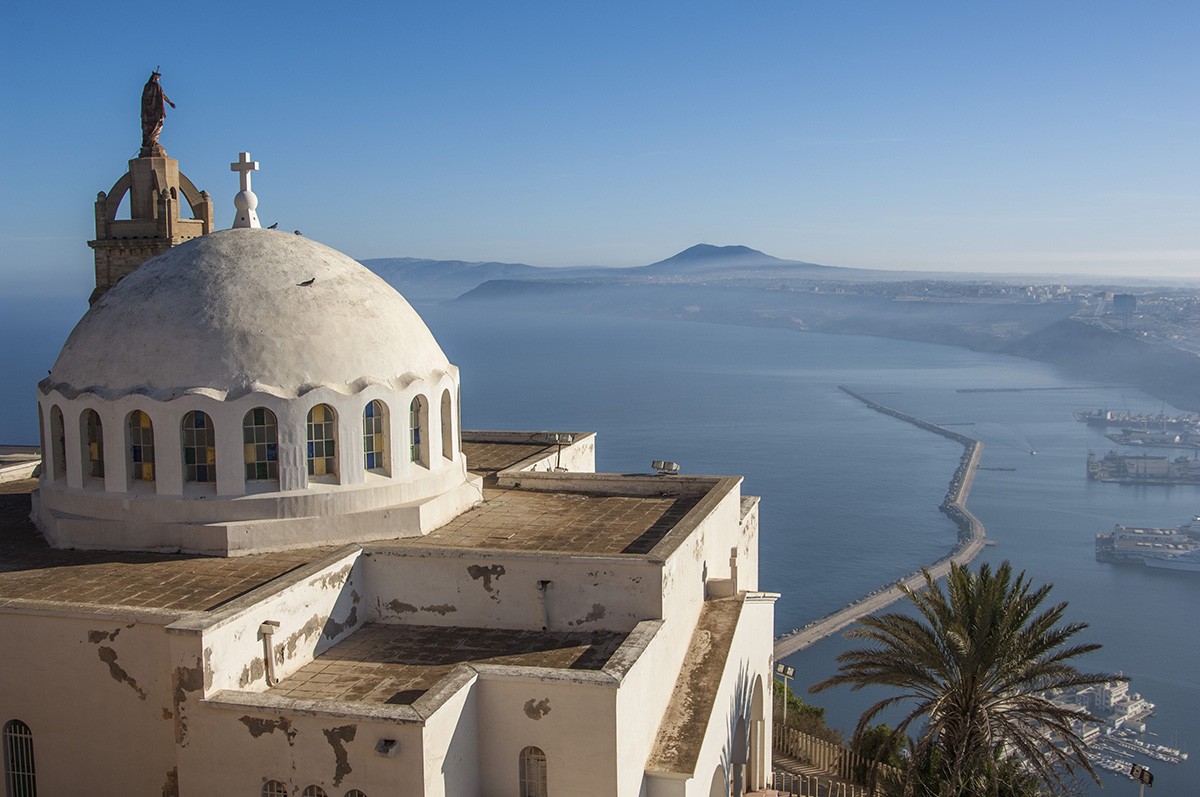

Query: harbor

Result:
[773,387,986,658]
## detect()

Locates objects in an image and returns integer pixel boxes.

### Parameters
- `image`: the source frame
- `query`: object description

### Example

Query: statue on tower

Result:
[140,70,175,157]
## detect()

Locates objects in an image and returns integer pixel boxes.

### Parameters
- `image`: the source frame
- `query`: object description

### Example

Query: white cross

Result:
[231,152,259,193]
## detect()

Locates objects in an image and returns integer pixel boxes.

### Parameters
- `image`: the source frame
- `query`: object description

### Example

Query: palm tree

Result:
[809,561,1121,797]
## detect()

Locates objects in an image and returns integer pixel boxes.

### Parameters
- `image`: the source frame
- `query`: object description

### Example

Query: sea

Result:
[2,297,1196,794]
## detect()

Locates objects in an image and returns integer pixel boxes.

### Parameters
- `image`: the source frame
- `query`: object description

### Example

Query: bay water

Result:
[2,297,1195,793]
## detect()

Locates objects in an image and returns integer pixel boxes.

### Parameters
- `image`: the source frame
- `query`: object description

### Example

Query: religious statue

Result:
[140,71,175,157]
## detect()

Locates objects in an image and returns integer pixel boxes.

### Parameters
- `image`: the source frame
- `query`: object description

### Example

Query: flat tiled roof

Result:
[461,439,556,478]
[377,486,701,556]
[269,622,627,705]
[0,480,331,613]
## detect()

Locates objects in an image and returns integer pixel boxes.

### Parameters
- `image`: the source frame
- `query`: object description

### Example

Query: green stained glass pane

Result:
[254,408,265,425]
[244,425,254,444]
[184,447,196,465]
[257,462,268,480]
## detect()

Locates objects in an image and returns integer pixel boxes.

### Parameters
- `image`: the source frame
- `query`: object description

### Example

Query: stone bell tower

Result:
[87,72,214,304]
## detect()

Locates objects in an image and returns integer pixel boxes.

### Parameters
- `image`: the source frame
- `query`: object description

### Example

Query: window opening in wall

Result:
[129,410,155,481]
[182,411,216,483]
[243,408,279,481]
[409,396,425,465]
[36,406,45,476]
[307,404,337,477]
[363,400,387,473]
[440,389,453,461]
[344,791,368,797]
[84,409,104,479]
[519,746,547,797]
[50,406,65,480]
[2,719,36,797]
[261,781,287,797]
[301,787,328,797]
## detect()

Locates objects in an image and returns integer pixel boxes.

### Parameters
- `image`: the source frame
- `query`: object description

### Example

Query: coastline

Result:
[773,386,986,658]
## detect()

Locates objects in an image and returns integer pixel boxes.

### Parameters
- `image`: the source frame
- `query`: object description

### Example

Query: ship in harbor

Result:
[1096,516,1200,573]
[1144,547,1200,573]
[1074,408,1200,432]
[1087,450,1200,485]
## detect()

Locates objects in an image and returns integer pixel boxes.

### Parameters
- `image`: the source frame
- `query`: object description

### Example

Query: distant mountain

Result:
[358,257,611,301]
[634,244,839,276]
[360,244,848,301]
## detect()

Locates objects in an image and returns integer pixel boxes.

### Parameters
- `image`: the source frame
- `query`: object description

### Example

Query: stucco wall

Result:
[475,672,619,797]
[0,612,179,795]
[365,549,661,632]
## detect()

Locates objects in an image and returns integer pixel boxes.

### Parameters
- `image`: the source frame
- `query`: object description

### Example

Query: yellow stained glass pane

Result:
[90,442,99,459]
[206,447,216,466]
[313,458,326,476]
[143,464,154,480]
[139,412,151,428]
[313,405,325,423]
[244,444,256,464]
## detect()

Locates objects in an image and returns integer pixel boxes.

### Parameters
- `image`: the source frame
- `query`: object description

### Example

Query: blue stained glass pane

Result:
[365,402,375,418]
[366,453,376,469]
[196,465,208,481]
[307,442,315,458]
[266,443,277,461]
[414,430,421,444]
[194,413,206,428]
[132,446,142,463]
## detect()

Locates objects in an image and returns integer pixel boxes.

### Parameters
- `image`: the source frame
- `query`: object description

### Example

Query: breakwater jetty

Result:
[773,386,987,659]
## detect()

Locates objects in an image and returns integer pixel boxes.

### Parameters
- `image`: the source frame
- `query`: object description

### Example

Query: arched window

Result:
[128,410,155,481]
[518,746,547,797]
[409,396,427,466]
[344,791,368,797]
[36,405,45,477]
[182,411,216,483]
[302,787,328,797]
[307,404,337,478]
[50,406,66,480]
[2,719,36,797]
[440,389,453,461]
[362,400,389,474]
[243,408,279,482]
[83,409,104,480]
[261,781,287,797]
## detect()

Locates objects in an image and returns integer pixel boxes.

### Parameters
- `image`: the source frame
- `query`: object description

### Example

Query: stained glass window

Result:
[410,396,425,465]
[307,404,337,478]
[363,400,388,473]
[128,410,155,481]
[244,407,279,482]
[84,409,104,479]
[261,782,287,797]
[2,719,36,797]
[302,786,328,797]
[519,746,547,797]
[182,411,216,483]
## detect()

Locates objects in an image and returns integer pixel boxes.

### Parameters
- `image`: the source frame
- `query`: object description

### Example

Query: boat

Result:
[1145,548,1200,573]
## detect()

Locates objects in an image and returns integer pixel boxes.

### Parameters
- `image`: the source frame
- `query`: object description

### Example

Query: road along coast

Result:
[773,386,986,659]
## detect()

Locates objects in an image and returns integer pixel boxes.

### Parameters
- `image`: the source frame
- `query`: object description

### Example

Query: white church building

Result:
[0,145,776,797]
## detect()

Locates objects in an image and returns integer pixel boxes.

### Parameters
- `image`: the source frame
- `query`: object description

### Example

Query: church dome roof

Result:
[46,228,453,401]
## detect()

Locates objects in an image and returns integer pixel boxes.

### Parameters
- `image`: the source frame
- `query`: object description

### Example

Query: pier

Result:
[773,386,986,659]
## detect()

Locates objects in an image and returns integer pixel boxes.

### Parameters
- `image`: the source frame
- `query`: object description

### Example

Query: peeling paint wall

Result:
[186,549,366,696]
[0,612,178,795]
[365,553,660,632]
[179,706,426,795]
[475,676,618,797]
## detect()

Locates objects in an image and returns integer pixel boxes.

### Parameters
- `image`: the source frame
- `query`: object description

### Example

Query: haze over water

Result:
[2,298,1196,793]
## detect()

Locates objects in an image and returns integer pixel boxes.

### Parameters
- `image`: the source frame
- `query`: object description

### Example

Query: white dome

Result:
[47,228,452,401]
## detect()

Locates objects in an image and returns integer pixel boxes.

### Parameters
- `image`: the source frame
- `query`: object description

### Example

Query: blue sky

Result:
[1,0,1197,296]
